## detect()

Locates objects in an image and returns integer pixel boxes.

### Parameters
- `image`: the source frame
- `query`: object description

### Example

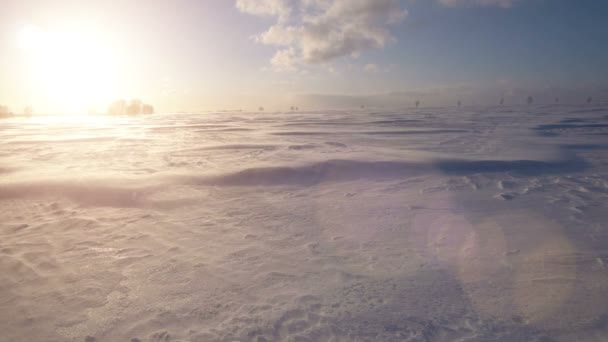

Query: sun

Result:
[17,26,46,50]
[18,25,122,114]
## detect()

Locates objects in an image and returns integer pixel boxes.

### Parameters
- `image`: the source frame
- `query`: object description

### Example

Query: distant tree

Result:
[290,106,294,111]
[259,106,264,111]
[415,100,420,108]
[107,99,153,115]
[587,96,593,104]
[142,104,154,114]
[361,105,365,109]
[527,96,534,105]
[0,105,11,117]
[108,99,126,115]
[119,100,127,114]
[457,100,462,107]
[555,97,560,103]
[295,106,299,111]
[500,98,504,105]
[127,99,143,115]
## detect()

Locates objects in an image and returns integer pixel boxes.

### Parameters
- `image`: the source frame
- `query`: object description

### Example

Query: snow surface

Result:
[1,105,608,341]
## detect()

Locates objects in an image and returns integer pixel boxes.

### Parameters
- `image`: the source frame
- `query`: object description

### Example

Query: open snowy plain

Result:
[1,105,608,341]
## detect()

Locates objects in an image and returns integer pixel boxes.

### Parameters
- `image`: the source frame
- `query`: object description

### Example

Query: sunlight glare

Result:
[17,26,46,50]
[18,25,123,114]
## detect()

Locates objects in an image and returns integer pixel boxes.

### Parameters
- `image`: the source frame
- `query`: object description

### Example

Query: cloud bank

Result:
[291,81,608,109]
[438,0,520,8]
[236,0,407,70]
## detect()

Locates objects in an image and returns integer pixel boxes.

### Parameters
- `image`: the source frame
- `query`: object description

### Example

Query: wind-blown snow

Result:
[1,105,608,341]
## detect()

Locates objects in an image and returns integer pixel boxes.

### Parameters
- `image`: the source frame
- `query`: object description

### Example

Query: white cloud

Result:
[236,0,293,22]
[438,0,520,8]
[270,47,299,71]
[364,63,379,72]
[237,0,407,70]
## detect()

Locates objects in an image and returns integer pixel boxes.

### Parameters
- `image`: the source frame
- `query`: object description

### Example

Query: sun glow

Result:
[17,25,123,114]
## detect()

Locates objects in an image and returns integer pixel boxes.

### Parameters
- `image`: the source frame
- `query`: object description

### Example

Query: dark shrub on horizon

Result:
[527,96,534,105]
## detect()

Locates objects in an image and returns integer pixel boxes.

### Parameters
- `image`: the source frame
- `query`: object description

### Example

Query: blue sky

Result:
[395,1,608,85]
[0,0,607,113]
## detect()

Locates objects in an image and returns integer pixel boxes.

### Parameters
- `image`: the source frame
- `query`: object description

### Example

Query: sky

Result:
[0,0,607,113]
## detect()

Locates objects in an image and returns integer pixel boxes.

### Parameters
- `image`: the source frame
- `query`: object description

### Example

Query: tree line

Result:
[0,105,33,118]
[407,95,600,108]
[107,99,154,115]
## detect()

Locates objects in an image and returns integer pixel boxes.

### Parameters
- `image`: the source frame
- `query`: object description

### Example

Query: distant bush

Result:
[142,104,154,114]
[0,105,12,117]
[108,99,154,115]
[108,100,126,115]
[126,100,142,115]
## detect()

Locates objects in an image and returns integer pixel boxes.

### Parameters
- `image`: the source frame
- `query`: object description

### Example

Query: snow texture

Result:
[2,104,608,341]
